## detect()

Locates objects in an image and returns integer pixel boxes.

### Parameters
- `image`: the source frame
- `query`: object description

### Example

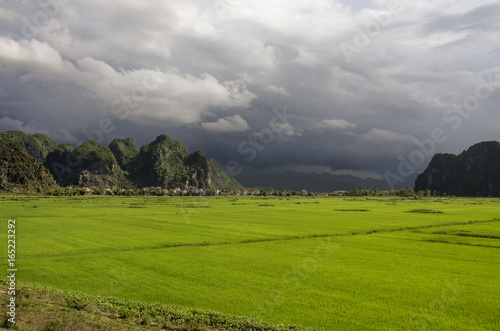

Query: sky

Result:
[0,0,499,185]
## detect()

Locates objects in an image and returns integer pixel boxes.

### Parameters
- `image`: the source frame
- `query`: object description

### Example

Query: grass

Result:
[0,196,499,330]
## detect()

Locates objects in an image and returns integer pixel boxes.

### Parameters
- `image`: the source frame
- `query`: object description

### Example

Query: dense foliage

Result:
[109,137,140,171]
[0,138,59,193]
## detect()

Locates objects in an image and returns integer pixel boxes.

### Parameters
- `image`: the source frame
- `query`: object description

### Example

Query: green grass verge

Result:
[0,280,313,330]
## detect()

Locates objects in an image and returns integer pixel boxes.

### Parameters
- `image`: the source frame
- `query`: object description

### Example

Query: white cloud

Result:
[0,38,78,79]
[265,85,290,96]
[358,128,415,145]
[269,121,300,137]
[201,115,250,133]
[0,37,256,127]
[319,119,357,130]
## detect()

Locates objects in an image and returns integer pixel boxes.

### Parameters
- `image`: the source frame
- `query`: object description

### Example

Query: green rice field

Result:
[1,195,499,330]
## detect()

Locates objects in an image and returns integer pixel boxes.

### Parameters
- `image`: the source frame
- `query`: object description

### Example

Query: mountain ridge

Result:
[0,130,243,191]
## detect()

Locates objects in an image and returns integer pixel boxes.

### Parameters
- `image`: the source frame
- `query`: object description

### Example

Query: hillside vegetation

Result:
[109,137,140,172]
[0,131,58,161]
[0,138,59,193]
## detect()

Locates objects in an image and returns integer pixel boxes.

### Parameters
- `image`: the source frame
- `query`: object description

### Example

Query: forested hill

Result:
[0,130,243,191]
[414,141,500,197]
[0,138,60,193]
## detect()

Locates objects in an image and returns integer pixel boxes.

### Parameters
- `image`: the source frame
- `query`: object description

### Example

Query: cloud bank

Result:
[0,0,499,181]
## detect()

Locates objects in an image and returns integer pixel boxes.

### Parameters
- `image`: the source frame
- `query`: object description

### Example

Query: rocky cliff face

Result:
[184,150,211,188]
[414,141,500,196]
[45,139,133,189]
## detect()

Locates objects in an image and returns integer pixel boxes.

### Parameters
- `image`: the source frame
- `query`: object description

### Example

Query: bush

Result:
[406,209,443,214]
[66,297,88,311]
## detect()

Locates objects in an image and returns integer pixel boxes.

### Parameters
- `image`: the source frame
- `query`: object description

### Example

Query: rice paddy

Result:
[1,195,499,330]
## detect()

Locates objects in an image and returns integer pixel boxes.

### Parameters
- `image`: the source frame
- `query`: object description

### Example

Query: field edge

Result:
[0,280,317,331]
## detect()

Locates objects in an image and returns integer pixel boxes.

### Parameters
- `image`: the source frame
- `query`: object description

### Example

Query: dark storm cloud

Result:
[0,0,499,181]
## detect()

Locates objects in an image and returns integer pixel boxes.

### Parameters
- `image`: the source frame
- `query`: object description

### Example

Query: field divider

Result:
[421,239,500,249]
[16,218,500,259]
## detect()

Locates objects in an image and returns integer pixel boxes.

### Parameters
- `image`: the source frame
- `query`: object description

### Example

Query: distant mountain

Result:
[236,171,391,192]
[1,130,243,191]
[0,138,59,193]
[129,134,210,189]
[415,141,500,197]
[127,134,243,191]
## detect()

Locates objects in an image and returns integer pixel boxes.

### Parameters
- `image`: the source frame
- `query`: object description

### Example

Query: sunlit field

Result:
[1,195,499,330]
